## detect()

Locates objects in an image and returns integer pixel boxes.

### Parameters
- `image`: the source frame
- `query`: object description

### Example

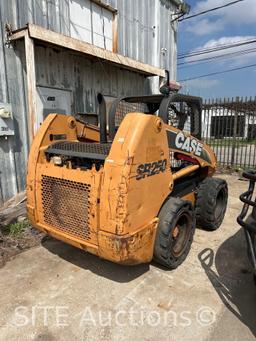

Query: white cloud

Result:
[185,18,224,36]
[184,0,256,36]
[185,35,256,66]
[193,0,256,24]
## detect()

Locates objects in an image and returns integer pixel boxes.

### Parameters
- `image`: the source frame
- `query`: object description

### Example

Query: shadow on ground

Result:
[42,237,149,283]
[198,229,256,337]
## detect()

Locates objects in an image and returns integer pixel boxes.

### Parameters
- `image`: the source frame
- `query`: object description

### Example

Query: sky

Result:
[177,0,256,99]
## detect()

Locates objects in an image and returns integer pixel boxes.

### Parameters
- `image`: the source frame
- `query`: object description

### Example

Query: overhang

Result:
[9,24,165,77]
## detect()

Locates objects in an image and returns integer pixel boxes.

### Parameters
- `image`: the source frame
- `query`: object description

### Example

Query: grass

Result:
[8,219,30,236]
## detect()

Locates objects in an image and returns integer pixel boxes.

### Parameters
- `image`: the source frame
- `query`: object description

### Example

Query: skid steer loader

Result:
[26,91,228,268]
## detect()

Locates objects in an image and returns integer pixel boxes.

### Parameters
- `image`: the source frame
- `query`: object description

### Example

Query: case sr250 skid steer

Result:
[27,92,228,268]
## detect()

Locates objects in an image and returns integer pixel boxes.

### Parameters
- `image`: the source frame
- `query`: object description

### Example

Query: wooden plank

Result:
[27,24,165,77]
[8,29,26,41]
[112,12,118,53]
[91,0,118,13]
[24,31,37,145]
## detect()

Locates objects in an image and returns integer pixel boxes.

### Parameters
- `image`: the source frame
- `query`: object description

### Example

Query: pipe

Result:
[97,93,107,144]
[172,165,199,182]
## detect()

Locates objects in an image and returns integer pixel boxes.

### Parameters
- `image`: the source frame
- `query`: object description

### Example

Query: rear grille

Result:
[41,175,91,241]
[45,142,111,160]
[49,141,111,155]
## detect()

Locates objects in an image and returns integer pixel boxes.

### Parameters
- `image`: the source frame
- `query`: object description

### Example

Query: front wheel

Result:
[154,197,195,269]
[195,177,228,230]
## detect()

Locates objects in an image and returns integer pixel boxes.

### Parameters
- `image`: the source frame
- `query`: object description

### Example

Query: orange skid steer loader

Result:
[26,93,228,268]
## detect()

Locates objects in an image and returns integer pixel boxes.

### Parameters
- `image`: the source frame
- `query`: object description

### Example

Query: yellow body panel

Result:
[27,113,216,265]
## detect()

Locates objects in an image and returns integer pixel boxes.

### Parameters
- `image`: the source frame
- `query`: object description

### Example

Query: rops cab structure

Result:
[27,92,228,268]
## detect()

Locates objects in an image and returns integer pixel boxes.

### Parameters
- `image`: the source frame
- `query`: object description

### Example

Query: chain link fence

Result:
[202,97,256,168]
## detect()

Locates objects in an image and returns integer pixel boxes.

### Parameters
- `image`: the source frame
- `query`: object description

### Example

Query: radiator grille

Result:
[47,142,111,155]
[41,175,91,241]
[45,142,111,161]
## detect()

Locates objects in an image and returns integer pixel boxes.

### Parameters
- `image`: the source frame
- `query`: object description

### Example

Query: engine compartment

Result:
[45,141,111,171]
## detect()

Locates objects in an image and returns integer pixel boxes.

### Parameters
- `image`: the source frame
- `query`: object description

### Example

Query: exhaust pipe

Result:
[97,93,107,144]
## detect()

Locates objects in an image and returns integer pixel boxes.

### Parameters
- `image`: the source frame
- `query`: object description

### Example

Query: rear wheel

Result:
[195,177,228,230]
[154,197,195,269]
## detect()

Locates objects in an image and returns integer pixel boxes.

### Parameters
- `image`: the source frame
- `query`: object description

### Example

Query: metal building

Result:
[0,0,181,205]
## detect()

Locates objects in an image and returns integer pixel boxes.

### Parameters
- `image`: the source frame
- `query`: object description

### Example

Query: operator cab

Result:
[44,92,203,173]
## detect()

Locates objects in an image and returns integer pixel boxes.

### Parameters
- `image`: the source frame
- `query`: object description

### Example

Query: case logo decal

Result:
[175,132,203,157]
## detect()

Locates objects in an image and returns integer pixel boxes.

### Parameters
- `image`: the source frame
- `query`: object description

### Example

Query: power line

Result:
[179,63,256,82]
[178,0,245,22]
[178,38,256,59]
[179,48,256,67]
[178,47,256,68]
[178,38,256,58]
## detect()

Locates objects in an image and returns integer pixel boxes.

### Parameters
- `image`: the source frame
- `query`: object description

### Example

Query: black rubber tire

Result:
[195,177,228,231]
[154,197,195,269]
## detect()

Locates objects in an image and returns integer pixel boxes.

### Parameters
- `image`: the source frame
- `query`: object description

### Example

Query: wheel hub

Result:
[172,226,179,238]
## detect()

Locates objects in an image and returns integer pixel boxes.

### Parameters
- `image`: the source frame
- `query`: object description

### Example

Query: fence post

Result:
[231,97,239,166]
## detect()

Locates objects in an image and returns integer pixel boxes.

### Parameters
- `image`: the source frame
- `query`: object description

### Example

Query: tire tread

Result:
[195,177,228,230]
[154,197,195,269]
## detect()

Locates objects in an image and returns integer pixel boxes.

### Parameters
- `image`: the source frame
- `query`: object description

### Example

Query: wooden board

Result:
[10,24,164,77]
[24,31,37,143]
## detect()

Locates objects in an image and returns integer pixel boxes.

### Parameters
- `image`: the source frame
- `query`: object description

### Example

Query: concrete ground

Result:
[0,174,255,341]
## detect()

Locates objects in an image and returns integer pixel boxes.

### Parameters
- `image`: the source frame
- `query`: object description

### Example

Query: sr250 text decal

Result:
[136,159,167,180]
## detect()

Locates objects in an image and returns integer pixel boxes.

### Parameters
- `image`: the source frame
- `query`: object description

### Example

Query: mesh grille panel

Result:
[41,175,91,241]
[47,142,111,155]
[115,101,149,126]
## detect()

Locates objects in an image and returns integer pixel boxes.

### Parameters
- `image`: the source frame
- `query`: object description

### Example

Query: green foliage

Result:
[8,219,30,236]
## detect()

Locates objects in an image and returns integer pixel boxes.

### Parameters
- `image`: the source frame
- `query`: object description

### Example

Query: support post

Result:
[112,12,118,53]
[24,31,36,145]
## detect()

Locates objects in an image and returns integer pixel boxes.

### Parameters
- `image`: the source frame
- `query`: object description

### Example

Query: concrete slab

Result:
[0,174,255,341]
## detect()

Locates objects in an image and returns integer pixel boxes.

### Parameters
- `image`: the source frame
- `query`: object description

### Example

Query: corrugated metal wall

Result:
[0,0,178,204]
[35,43,147,113]
[0,3,29,205]
[104,0,177,75]
[2,0,178,71]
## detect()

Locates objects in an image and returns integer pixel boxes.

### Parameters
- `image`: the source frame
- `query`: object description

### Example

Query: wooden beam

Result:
[8,29,26,41]
[91,0,118,13]
[27,24,165,77]
[112,12,118,53]
[24,31,37,144]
